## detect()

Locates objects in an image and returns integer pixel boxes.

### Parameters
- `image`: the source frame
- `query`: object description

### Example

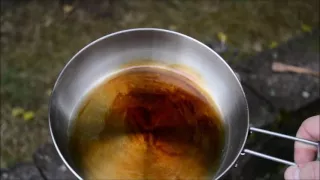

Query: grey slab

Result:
[231,30,319,111]
[33,143,77,180]
[0,163,44,180]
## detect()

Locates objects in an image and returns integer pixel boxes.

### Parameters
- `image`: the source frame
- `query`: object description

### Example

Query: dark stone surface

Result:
[229,98,320,180]
[33,143,77,180]
[219,30,319,179]
[231,30,319,111]
[205,40,229,54]
[0,163,44,180]
[242,83,277,128]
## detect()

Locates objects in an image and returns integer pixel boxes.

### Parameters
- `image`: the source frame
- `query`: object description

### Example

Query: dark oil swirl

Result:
[69,66,225,180]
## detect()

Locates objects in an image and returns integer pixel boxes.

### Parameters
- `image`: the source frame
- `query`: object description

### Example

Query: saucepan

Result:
[49,28,319,179]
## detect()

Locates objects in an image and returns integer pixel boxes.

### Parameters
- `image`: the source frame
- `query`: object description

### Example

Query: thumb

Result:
[285,161,320,180]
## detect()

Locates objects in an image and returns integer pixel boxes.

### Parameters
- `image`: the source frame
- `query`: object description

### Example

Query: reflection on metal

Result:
[244,127,320,166]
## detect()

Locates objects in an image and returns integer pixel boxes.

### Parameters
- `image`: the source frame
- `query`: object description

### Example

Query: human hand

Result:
[284,115,320,180]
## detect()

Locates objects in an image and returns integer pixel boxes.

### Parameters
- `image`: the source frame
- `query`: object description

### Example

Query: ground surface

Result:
[0,0,319,174]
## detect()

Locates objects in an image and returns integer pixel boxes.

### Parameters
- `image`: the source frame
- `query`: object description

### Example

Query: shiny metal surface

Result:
[49,28,250,179]
[246,127,320,165]
[250,127,318,146]
[243,149,296,166]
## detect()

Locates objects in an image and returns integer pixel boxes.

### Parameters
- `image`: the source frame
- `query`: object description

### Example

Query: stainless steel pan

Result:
[49,28,319,180]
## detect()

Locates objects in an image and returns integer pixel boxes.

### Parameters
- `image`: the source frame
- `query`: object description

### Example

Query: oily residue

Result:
[69,66,225,180]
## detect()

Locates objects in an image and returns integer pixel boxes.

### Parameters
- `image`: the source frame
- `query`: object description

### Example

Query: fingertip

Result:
[305,115,320,122]
[296,115,320,140]
[284,166,300,180]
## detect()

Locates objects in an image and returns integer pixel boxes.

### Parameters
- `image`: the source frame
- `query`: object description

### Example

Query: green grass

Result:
[0,0,319,168]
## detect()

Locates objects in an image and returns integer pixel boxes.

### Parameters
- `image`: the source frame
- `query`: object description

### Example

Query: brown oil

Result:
[69,66,225,180]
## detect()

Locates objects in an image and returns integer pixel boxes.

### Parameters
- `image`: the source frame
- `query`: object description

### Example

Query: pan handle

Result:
[242,127,320,166]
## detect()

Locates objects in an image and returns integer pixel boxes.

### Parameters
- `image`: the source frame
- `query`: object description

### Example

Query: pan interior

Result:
[68,65,226,179]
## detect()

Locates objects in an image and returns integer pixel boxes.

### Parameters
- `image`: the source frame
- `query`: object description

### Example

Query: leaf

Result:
[168,25,177,31]
[269,41,278,49]
[23,111,35,121]
[12,107,24,117]
[301,24,312,33]
[63,5,74,14]
[217,32,227,43]
[46,89,52,96]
